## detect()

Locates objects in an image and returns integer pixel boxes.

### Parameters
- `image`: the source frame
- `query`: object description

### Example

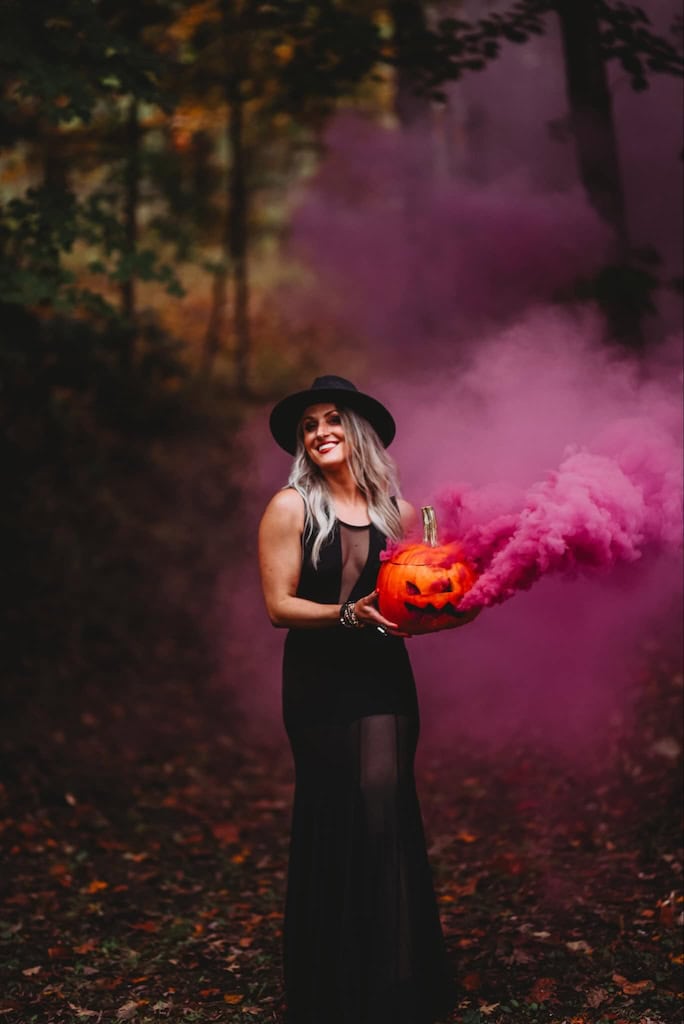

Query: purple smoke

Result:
[440,415,683,609]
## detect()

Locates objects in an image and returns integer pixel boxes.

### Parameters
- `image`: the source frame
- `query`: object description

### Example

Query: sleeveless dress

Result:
[282,515,457,1024]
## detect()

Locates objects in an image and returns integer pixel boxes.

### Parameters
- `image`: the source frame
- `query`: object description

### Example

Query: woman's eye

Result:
[328,415,341,425]
[303,421,316,433]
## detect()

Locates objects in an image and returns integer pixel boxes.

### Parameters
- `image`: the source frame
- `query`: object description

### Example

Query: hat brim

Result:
[269,387,396,455]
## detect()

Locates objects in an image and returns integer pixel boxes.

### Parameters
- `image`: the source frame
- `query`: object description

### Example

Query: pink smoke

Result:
[290,113,612,346]
[433,416,684,609]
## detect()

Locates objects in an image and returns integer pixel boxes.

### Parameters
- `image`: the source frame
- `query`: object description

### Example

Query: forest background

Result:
[1,1,683,1022]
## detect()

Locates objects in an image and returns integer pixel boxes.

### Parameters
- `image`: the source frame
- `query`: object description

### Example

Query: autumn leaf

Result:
[211,822,240,845]
[129,920,159,933]
[528,976,557,1002]
[586,986,610,1007]
[116,1002,139,1021]
[612,972,655,995]
[461,971,481,991]
[566,939,593,954]
[224,994,244,1004]
[455,829,479,843]
[74,938,98,954]
[48,946,70,959]
[86,879,108,893]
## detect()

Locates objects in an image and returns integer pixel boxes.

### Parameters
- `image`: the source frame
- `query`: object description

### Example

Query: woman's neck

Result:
[322,468,369,524]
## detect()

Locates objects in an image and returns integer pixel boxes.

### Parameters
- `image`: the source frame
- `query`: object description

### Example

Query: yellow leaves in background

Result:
[167,0,220,44]
[170,104,223,152]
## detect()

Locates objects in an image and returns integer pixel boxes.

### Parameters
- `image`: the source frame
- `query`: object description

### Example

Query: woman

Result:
[259,375,461,1024]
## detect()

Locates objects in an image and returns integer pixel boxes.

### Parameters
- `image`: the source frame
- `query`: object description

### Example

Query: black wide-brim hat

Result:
[269,375,396,455]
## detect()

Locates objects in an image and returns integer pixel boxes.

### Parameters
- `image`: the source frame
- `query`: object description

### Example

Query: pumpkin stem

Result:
[421,505,439,547]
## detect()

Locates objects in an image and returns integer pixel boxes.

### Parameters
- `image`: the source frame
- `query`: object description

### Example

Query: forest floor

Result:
[1,645,682,1024]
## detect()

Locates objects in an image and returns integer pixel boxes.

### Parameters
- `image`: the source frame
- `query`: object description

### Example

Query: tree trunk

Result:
[390,0,439,344]
[121,97,140,370]
[391,0,433,129]
[556,0,642,345]
[228,92,250,398]
[556,0,628,248]
[203,0,251,389]
[201,112,230,377]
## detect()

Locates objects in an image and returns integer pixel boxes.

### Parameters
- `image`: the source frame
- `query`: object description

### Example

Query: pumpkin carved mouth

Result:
[404,600,465,617]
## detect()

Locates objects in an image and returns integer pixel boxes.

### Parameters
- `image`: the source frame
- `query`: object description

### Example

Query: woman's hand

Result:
[353,590,411,638]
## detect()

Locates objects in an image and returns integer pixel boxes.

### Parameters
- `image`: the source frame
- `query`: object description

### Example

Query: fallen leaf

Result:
[455,830,478,843]
[48,946,70,959]
[224,994,244,1004]
[86,880,108,894]
[116,1002,139,1021]
[211,822,240,845]
[566,939,593,954]
[479,1003,500,1016]
[586,987,610,1007]
[74,939,98,954]
[650,736,681,759]
[528,976,557,1002]
[22,966,42,977]
[612,972,655,995]
[461,971,481,992]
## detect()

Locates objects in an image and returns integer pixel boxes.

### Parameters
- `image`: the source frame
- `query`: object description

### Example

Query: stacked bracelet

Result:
[339,599,364,629]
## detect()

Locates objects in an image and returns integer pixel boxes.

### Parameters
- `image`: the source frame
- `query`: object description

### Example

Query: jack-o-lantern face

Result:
[377,541,477,635]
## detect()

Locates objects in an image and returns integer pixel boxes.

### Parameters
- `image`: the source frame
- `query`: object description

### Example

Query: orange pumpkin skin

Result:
[377,541,476,635]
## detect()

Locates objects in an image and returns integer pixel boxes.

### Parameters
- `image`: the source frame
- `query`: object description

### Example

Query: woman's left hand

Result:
[353,590,411,637]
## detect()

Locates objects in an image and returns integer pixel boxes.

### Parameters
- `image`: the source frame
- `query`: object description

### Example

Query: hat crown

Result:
[310,375,358,393]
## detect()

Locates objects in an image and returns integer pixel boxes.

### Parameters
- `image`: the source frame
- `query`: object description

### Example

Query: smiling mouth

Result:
[317,442,338,454]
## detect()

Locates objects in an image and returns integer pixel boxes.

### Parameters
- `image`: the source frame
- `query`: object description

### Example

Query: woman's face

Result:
[300,403,348,471]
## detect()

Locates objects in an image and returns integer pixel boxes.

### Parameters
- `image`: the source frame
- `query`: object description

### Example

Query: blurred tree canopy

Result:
[0,0,681,725]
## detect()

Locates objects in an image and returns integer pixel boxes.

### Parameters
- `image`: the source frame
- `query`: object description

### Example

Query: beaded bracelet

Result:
[339,599,363,629]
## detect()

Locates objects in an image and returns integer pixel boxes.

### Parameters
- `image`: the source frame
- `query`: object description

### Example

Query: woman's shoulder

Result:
[396,498,418,537]
[262,486,305,525]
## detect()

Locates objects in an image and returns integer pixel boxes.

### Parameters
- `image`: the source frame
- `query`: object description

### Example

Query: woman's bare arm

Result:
[258,488,400,631]
[258,489,338,628]
[397,498,418,539]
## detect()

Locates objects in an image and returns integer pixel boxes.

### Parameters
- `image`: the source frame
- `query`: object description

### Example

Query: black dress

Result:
[282,515,456,1024]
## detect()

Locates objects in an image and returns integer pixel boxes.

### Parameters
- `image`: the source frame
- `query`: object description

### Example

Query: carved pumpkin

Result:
[377,506,477,635]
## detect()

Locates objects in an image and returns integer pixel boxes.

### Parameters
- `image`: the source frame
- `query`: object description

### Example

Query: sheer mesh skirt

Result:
[284,713,455,1024]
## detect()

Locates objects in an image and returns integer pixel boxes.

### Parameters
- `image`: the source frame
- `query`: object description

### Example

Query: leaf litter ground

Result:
[1,646,682,1024]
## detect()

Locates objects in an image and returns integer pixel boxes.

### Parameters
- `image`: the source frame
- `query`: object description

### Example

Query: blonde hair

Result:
[287,407,403,567]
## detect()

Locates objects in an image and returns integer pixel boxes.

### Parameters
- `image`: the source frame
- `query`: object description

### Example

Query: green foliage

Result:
[422,1,683,96]
[0,0,162,131]
[0,186,183,314]
[269,1,383,109]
